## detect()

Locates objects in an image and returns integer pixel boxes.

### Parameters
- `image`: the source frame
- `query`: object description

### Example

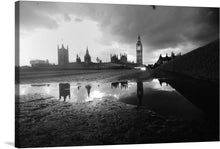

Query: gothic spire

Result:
[138,34,141,41]
[86,46,89,54]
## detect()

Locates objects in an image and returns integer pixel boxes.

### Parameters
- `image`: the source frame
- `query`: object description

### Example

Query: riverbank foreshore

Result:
[17,69,152,84]
[16,93,218,148]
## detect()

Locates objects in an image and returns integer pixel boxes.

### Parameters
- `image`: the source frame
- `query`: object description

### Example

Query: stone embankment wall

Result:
[154,39,219,82]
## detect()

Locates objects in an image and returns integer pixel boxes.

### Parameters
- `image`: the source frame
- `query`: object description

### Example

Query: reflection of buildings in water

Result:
[111,81,128,89]
[85,85,92,97]
[137,81,143,107]
[59,83,70,101]
[111,82,119,89]
[158,79,169,86]
[121,81,128,89]
[77,83,81,90]
[158,77,219,123]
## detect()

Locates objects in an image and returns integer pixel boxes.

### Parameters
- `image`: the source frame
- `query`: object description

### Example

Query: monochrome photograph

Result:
[15,1,219,148]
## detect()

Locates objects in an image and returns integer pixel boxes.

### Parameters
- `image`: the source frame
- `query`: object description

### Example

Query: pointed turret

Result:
[138,34,141,41]
[84,46,91,63]
[86,46,89,54]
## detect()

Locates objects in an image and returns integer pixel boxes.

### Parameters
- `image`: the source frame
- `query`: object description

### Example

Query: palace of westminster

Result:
[57,35,143,65]
[30,35,143,67]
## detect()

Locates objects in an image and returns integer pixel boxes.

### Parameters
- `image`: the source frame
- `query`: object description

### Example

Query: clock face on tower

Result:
[137,45,141,51]
[136,35,143,65]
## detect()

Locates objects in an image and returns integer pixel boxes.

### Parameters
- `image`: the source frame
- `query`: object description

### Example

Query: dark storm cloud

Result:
[20,1,60,30]
[187,8,219,43]
[20,2,219,51]
[96,5,219,50]
[63,4,219,51]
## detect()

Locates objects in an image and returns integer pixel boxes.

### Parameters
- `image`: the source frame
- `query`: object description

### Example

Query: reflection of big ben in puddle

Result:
[137,81,143,107]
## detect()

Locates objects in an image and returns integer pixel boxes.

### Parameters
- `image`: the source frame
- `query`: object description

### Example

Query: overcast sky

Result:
[18,1,219,66]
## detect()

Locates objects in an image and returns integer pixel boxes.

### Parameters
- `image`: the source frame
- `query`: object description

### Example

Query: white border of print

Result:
[0,0,219,149]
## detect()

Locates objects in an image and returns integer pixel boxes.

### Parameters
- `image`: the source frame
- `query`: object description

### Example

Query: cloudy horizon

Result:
[17,1,219,66]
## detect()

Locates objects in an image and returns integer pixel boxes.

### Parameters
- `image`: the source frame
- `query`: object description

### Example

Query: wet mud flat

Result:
[18,69,149,84]
[16,93,218,148]
[16,69,219,147]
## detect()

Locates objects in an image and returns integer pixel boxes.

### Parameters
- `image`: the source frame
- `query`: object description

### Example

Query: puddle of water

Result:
[18,78,209,121]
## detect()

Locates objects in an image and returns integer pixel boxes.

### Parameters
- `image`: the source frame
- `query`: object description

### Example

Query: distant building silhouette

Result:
[76,54,81,63]
[155,52,181,67]
[110,53,128,63]
[120,53,127,63]
[110,54,119,63]
[136,35,143,65]
[30,59,50,67]
[146,64,154,69]
[157,53,171,65]
[58,44,69,65]
[84,46,92,63]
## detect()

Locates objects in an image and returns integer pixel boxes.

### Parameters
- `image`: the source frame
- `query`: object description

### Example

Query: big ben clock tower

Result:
[136,35,143,65]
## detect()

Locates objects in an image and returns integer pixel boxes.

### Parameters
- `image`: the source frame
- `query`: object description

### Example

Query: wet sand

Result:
[15,70,218,147]
[18,69,149,84]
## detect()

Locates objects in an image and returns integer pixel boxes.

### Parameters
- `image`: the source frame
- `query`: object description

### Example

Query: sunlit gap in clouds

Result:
[20,15,137,66]
[20,16,103,66]
[19,2,219,67]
